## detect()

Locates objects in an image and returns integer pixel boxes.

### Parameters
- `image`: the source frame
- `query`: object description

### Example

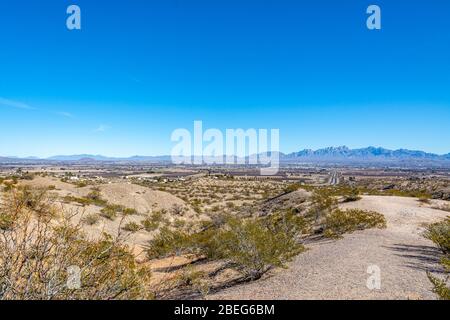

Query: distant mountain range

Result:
[1,146,450,166]
[282,146,450,161]
[0,154,172,163]
[45,154,172,162]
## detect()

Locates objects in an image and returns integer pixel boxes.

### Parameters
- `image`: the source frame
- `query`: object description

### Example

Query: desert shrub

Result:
[418,197,431,204]
[146,211,306,280]
[85,187,107,206]
[21,173,35,181]
[123,207,138,216]
[323,209,387,238]
[284,183,301,193]
[341,188,362,202]
[424,217,450,300]
[170,204,185,216]
[123,222,141,233]
[3,181,17,192]
[142,217,160,232]
[0,188,152,300]
[173,219,186,228]
[146,227,195,259]
[141,210,169,232]
[424,217,450,255]
[307,190,338,224]
[174,265,211,297]
[302,184,433,200]
[152,210,165,221]
[364,187,432,198]
[0,213,15,231]
[82,213,100,226]
[431,204,450,213]
[226,202,236,209]
[63,188,138,220]
[98,204,137,221]
[75,181,88,188]
[99,206,119,221]
[63,195,92,207]
[212,213,306,280]
[428,272,449,300]
[14,186,56,217]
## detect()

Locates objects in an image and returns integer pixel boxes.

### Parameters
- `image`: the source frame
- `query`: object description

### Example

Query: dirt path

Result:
[210,196,448,300]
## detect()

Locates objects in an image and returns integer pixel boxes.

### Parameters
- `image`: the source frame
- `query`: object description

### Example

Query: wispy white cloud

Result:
[94,124,110,132]
[56,111,74,118]
[129,76,141,83]
[0,97,35,110]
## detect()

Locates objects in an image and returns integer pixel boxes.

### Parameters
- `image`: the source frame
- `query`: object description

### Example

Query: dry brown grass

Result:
[0,187,153,300]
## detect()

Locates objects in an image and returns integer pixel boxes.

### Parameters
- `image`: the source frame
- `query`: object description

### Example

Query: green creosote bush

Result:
[99,205,122,221]
[341,188,362,202]
[81,213,100,226]
[307,190,338,224]
[0,213,15,231]
[142,217,160,232]
[146,210,307,281]
[75,181,89,188]
[141,210,169,232]
[323,209,387,239]
[424,217,450,255]
[64,189,138,220]
[123,221,142,233]
[424,217,450,300]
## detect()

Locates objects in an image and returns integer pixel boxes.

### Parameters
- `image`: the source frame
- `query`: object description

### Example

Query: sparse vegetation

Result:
[146,211,306,281]
[424,217,450,300]
[63,189,138,221]
[0,165,448,300]
[63,195,95,207]
[0,187,152,300]
[301,184,433,200]
[341,188,362,202]
[0,213,14,231]
[99,205,121,220]
[170,204,185,216]
[75,180,89,188]
[323,209,387,239]
[81,213,100,226]
[431,204,450,213]
[213,213,306,280]
[307,189,338,225]
[123,221,141,233]
[123,207,138,215]
[142,217,160,232]
[424,217,450,255]
[85,187,107,206]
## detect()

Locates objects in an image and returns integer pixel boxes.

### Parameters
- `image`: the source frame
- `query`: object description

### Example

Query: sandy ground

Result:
[210,196,449,300]
[19,177,200,254]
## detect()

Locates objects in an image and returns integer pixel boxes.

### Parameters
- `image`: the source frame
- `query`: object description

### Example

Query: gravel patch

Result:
[210,196,448,300]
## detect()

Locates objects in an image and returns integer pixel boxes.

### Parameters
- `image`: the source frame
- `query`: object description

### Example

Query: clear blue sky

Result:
[1,0,449,157]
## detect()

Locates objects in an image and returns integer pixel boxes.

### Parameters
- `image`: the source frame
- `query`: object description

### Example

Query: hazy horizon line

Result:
[2,145,450,159]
